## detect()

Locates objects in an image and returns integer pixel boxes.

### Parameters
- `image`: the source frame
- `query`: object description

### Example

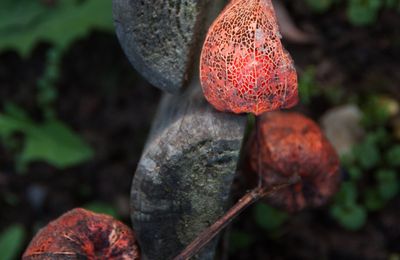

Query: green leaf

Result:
[0,106,32,138]
[0,0,113,56]
[362,96,393,127]
[347,0,382,26]
[298,67,318,105]
[229,230,254,252]
[330,203,367,230]
[305,0,334,13]
[352,138,380,170]
[84,201,118,218]
[0,104,93,170]
[253,203,288,231]
[0,224,26,260]
[376,169,399,200]
[385,145,400,167]
[334,181,358,207]
[19,119,93,169]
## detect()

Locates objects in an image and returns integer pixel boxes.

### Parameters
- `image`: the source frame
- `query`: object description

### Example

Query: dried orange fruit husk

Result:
[23,208,140,260]
[200,0,298,115]
[247,112,340,212]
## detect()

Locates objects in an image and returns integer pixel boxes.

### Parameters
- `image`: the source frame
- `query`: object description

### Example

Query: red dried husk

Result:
[23,208,140,260]
[200,0,298,115]
[247,112,340,212]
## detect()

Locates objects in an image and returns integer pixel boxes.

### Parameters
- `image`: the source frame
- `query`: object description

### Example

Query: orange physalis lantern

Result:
[200,0,298,115]
[247,112,341,212]
[23,208,140,259]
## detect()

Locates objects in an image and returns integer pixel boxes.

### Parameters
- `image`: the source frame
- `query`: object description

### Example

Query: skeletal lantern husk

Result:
[200,0,298,115]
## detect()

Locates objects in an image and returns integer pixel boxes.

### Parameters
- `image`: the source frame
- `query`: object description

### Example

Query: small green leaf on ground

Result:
[330,203,367,231]
[352,138,380,170]
[253,203,288,231]
[385,145,400,167]
[347,0,382,26]
[376,169,399,200]
[0,224,26,260]
[334,181,358,207]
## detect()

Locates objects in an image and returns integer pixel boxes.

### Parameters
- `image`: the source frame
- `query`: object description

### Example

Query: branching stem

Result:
[173,176,300,260]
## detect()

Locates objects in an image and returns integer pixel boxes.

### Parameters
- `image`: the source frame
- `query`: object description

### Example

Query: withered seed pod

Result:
[23,208,140,259]
[200,0,298,115]
[247,112,340,212]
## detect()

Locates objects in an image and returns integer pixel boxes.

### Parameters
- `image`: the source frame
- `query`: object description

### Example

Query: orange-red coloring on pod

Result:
[200,0,298,115]
[23,208,140,260]
[247,112,340,212]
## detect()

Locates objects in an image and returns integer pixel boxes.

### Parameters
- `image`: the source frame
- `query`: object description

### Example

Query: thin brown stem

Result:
[173,176,300,260]
[255,116,262,188]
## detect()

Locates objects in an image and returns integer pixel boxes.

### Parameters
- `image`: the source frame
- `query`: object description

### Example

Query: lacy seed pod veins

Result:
[200,0,298,115]
[23,208,140,260]
[247,112,340,212]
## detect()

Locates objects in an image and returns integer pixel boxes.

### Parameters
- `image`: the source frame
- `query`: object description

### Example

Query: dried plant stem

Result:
[173,176,300,260]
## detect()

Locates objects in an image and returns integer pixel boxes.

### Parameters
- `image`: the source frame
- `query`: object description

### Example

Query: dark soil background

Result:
[0,1,399,259]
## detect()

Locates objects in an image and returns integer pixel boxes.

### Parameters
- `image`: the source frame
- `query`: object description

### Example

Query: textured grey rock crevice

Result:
[113,0,214,93]
[131,82,247,260]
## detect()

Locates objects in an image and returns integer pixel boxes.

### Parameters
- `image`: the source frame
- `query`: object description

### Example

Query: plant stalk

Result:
[173,176,300,260]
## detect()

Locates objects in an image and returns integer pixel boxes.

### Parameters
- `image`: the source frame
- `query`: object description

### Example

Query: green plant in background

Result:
[346,0,382,26]
[37,48,62,120]
[304,0,400,26]
[330,94,400,230]
[253,203,289,232]
[330,182,367,230]
[0,224,26,260]
[0,103,93,172]
[0,0,113,56]
[228,203,287,253]
[305,0,337,13]
[0,0,114,171]
[298,66,345,106]
[298,67,319,105]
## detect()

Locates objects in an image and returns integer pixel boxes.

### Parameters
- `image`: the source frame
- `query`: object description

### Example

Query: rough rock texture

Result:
[113,0,212,93]
[131,82,246,260]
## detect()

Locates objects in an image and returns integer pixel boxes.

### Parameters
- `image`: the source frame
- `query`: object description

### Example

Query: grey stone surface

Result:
[113,0,212,93]
[131,82,247,260]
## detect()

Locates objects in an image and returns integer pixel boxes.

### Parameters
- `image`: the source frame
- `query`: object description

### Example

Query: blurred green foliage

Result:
[0,224,26,260]
[253,203,288,231]
[330,94,400,230]
[37,48,62,119]
[298,66,345,106]
[298,67,318,105]
[330,182,367,230]
[84,201,119,218]
[0,103,93,171]
[0,0,112,171]
[305,0,400,26]
[0,0,113,56]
